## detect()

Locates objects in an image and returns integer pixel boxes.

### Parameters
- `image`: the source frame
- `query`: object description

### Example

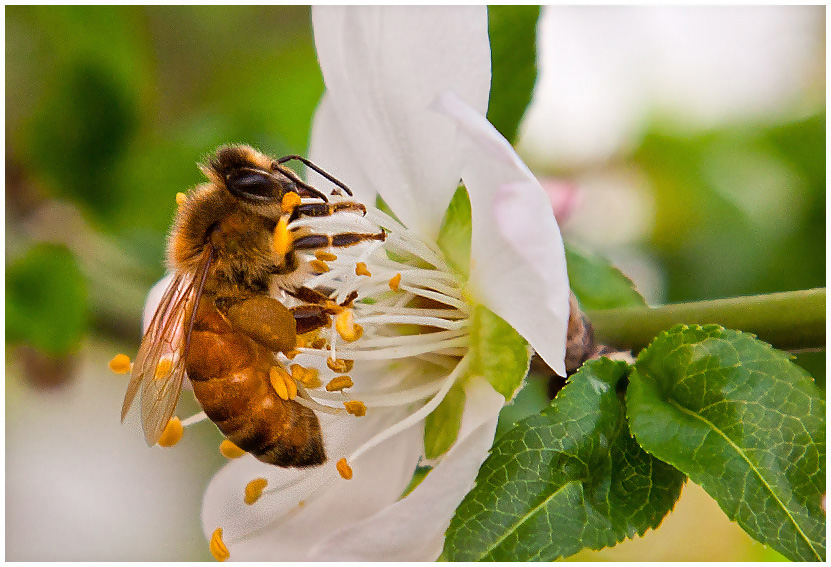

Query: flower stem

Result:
[587,288,826,353]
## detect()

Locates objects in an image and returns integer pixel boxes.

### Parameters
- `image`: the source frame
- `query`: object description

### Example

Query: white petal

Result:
[312,6,491,241]
[201,406,423,561]
[308,379,504,561]
[433,92,570,376]
[142,273,175,333]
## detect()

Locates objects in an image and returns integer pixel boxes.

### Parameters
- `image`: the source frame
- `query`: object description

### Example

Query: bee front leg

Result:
[292,230,386,251]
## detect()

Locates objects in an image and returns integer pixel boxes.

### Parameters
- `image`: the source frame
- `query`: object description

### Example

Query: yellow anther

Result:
[219,439,246,459]
[175,192,187,206]
[209,528,230,562]
[336,458,353,480]
[309,259,330,273]
[281,191,301,214]
[311,337,328,349]
[108,353,131,374]
[269,366,295,400]
[389,273,402,291]
[273,216,293,256]
[154,358,173,380]
[290,364,321,388]
[344,400,367,417]
[335,310,364,342]
[355,262,371,277]
[316,251,337,262]
[157,416,183,447]
[244,477,268,505]
[326,358,354,373]
[326,375,354,392]
[285,349,300,360]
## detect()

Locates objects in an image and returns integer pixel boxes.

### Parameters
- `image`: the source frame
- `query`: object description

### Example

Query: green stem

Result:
[588,288,825,353]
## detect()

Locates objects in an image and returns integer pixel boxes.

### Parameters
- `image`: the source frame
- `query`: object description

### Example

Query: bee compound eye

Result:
[226,168,278,202]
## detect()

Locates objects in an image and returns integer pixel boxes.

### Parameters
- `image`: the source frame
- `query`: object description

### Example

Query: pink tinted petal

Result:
[308,379,504,561]
[312,6,490,240]
[433,92,569,376]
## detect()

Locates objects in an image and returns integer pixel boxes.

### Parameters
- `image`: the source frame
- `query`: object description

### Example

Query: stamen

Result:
[335,310,363,342]
[209,528,230,562]
[154,358,173,380]
[269,366,296,400]
[355,262,371,277]
[336,458,353,480]
[273,217,293,256]
[175,192,187,206]
[157,416,183,447]
[281,192,301,213]
[389,273,402,291]
[108,353,131,374]
[180,411,209,427]
[316,251,337,262]
[344,400,367,417]
[290,364,321,388]
[326,358,354,373]
[219,439,247,459]
[244,478,268,505]
[309,259,330,273]
[326,375,353,392]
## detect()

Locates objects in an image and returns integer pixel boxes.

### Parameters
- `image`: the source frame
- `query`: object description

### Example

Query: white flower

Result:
[197,6,569,561]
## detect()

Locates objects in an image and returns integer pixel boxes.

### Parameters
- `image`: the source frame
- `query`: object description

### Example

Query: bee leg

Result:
[289,201,367,221]
[290,305,332,335]
[276,154,354,196]
[220,296,298,354]
[288,286,359,309]
[292,230,386,251]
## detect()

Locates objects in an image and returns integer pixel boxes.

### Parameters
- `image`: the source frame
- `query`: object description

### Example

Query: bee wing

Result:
[121,247,213,446]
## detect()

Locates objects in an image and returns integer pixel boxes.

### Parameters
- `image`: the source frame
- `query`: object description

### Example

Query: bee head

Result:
[208,146,296,205]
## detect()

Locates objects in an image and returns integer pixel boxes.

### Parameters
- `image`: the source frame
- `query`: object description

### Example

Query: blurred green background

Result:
[5,5,824,561]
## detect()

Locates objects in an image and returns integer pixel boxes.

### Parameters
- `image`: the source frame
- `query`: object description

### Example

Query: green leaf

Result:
[469,305,531,401]
[444,359,686,561]
[487,6,540,144]
[436,186,472,278]
[566,244,646,310]
[6,243,89,356]
[627,325,826,562]
[424,381,467,459]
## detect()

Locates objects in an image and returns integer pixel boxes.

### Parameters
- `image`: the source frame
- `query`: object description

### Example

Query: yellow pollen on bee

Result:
[209,528,230,562]
[269,366,296,400]
[175,192,187,206]
[326,375,353,392]
[157,417,183,447]
[344,400,367,417]
[336,458,353,480]
[335,310,363,342]
[355,262,371,277]
[295,335,308,348]
[389,273,402,291]
[281,192,301,214]
[273,217,293,256]
[244,478,268,505]
[219,439,246,459]
[326,358,354,373]
[108,353,131,374]
[316,251,337,262]
[309,259,330,273]
[154,358,173,380]
[290,364,321,388]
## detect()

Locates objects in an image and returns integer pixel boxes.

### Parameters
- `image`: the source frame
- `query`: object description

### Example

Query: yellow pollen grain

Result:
[269,366,294,400]
[157,416,183,447]
[285,349,300,360]
[389,273,402,291]
[291,364,321,388]
[219,439,246,459]
[326,375,353,392]
[316,251,337,262]
[326,358,354,373]
[273,217,293,256]
[344,400,367,417]
[335,310,363,342]
[355,262,371,277]
[209,528,230,562]
[154,358,173,380]
[108,353,131,374]
[336,458,353,480]
[281,191,301,214]
[244,478,268,505]
[309,259,329,273]
[175,192,187,206]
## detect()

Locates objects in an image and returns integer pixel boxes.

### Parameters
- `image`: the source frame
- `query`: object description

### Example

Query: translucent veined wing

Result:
[121,246,213,446]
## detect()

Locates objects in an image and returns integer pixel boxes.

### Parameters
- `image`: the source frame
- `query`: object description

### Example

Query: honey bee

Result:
[121,145,384,467]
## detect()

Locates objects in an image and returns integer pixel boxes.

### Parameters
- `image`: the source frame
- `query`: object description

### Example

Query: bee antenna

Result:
[277,164,329,202]
[277,155,354,197]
